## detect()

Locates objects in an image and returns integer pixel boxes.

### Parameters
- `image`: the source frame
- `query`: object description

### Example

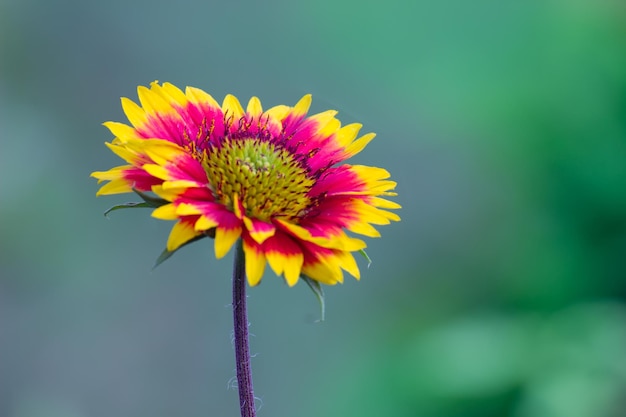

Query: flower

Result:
[92,82,400,286]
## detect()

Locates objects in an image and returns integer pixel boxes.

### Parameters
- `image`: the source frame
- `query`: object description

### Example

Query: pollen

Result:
[202,138,314,221]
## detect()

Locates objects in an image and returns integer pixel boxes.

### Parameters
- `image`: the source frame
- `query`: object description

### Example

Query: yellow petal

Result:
[242,217,275,244]
[137,85,174,115]
[214,225,242,259]
[337,251,360,280]
[345,133,376,157]
[352,165,392,181]
[232,194,244,219]
[139,140,186,166]
[185,86,220,108]
[354,199,400,224]
[91,165,128,181]
[347,221,381,238]
[175,203,203,215]
[95,179,132,195]
[162,179,202,189]
[104,142,141,165]
[265,104,290,121]
[151,184,181,201]
[292,94,312,117]
[308,110,340,139]
[151,203,179,220]
[370,197,402,210]
[336,123,362,148]
[243,240,266,286]
[308,110,338,132]
[195,215,219,231]
[246,97,263,117]
[121,97,147,128]
[222,94,244,120]
[143,164,169,180]
[103,122,140,141]
[283,253,304,286]
[266,250,303,287]
[275,219,366,251]
[167,221,199,251]
[157,82,188,107]
[301,255,343,285]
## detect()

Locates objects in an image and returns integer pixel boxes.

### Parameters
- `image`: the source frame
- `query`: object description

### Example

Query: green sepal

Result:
[103,189,169,218]
[358,249,372,268]
[302,275,325,322]
[153,235,207,270]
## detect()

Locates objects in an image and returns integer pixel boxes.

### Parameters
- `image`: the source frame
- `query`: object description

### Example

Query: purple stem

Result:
[232,240,256,417]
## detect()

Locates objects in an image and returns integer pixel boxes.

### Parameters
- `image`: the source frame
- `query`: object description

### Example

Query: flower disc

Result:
[202,138,314,221]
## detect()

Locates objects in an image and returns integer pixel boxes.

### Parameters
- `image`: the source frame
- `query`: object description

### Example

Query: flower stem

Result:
[232,239,256,417]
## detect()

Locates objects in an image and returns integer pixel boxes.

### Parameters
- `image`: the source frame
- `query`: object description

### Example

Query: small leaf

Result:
[152,235,207,269]
[104,202,153,217]
[302,275,325,322]
[132,188,169,207]
[358,249,372,268]
[103,189,169,218]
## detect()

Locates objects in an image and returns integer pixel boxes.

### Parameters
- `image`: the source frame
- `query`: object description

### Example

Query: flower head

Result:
[92,82,400,286]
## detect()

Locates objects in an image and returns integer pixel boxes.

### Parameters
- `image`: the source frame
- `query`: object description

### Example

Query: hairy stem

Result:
[232,239,256,417]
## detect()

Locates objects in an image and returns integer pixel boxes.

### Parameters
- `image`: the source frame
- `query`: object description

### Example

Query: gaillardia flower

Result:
[92,82,400,286]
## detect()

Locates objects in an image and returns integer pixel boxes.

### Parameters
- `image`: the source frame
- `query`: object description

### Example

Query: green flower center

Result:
[202,139,314,221]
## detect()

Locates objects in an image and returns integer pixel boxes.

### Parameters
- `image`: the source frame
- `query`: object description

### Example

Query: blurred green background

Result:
[1,0,626,416]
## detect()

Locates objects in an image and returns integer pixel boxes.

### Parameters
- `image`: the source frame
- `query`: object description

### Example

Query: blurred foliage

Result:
[1,0,625,416]
[321,303,626,417]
